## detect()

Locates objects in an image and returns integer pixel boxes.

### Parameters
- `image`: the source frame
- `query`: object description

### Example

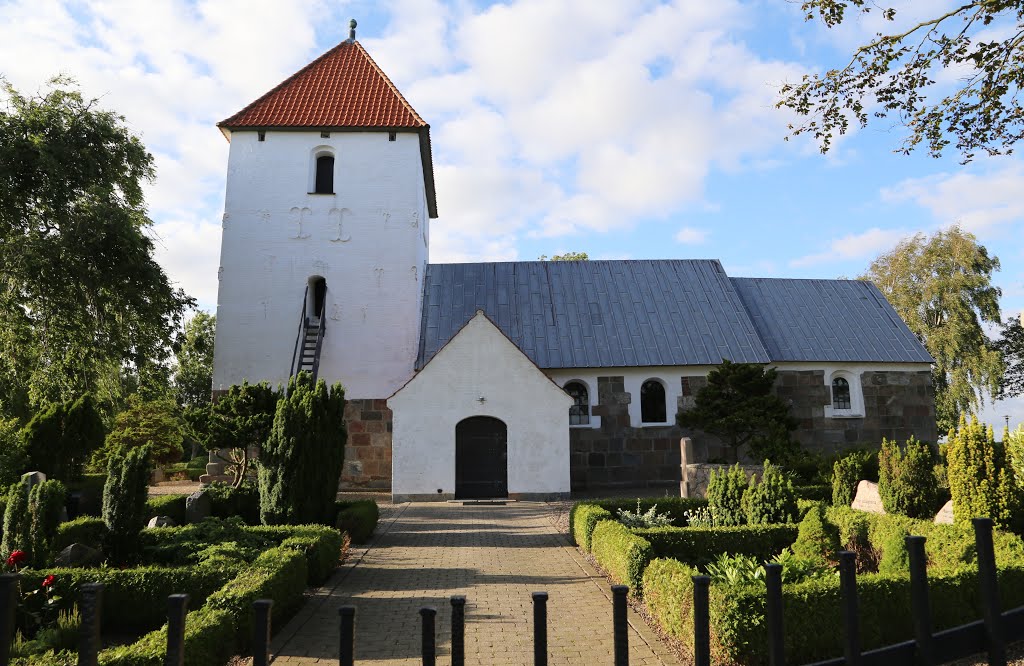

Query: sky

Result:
[0,0,1021,429]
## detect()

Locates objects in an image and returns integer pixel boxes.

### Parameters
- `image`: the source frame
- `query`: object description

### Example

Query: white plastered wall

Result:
[389,312,573,500]
[212,130,429,399]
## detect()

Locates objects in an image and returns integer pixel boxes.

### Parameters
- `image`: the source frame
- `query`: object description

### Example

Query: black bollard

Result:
[838,551,860,666]
[420,607,437,666]
[450,596,466,666]
[78,582,104,666]
[338,606,355,666]
[973,518,1007,666]
[532,592,548,666]
[0,574,19,666]
[252,599,273,666]
[764,563,784,666]
[612,585,629,666]
[906,536,935,666]
[693,575,710,666]
[165,594,189,666]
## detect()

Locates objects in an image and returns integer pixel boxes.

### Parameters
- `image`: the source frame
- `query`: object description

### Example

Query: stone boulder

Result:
[55,543,102,567]
[934,500,954,524]
[851,480,885,514]
[147,515,177,528]
[185,490,212,523]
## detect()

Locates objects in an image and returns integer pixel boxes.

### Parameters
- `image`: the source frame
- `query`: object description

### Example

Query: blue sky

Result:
[1,0,1021,428]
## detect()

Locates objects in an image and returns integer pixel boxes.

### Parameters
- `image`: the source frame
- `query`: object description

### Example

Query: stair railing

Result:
[310,296,327,381]
[289,286,309,381]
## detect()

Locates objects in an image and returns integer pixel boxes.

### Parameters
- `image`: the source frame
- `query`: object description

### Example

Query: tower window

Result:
[321,131,331,138]
[257,131,266,142]
[832,377,851,410]
[565,381,590,426]
[641,379,666,423]
[388,131,397,142]
[314,155,335,194]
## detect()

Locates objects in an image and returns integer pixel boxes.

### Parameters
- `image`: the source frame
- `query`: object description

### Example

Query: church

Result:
[211,26,937,501]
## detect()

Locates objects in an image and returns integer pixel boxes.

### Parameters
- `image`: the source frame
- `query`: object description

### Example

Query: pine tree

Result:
[102,445,152,561]
[259,372,346,526]
[946,415,1020,528]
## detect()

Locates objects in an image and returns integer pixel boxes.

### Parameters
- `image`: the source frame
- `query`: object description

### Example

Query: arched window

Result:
[565,381,590,425]
[314,155,335,194]
[641,379,666,423]
[832,377,851,410]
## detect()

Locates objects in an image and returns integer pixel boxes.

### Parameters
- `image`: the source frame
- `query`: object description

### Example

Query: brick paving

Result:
[270,502,679,665]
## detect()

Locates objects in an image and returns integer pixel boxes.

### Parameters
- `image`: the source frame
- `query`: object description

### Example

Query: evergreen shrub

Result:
[53,516,108,553]
[1,481,29,560]
[742,460,798,525]
[28,479,66,566]
[206,482,260,524]
[878,437,938,519]
[635,524,798,566]
[335,499,379,543]
[590,520,652,595]
[102,445,152,561]
[831,449,880,507]
[21,395,105,483]
[946,415,1020,528]
[570,504,612,551]
[792,504,840,561]
[707,464,749,526]
[145,494,188,526]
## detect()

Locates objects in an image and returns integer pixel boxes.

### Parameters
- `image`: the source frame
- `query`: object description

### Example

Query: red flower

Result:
[5,550,26,567]
[42,575,56,589]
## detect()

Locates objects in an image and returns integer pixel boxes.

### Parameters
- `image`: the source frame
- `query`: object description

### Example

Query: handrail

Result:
[289,286,309,381]
[310,295,327,381]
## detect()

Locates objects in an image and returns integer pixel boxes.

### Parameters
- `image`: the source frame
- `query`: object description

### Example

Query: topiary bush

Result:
[1,480,29,560]
[636,524,798,567]
[590,520,652,595]
[946,414,1020,528]
[21,395,105,483]
[792,504,840,562]
[878,436,939,519]
[707,464,749,526]
[570,504,613,551]
[742,460,798,525]
[28,479,66,567]
[103,445,152,561]
[335,499,379,543]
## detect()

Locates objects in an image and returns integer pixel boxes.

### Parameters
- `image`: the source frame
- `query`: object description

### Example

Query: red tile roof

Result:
[219,40,427,129]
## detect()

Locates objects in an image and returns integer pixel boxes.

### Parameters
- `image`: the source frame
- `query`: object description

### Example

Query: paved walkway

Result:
[271,502,679,665]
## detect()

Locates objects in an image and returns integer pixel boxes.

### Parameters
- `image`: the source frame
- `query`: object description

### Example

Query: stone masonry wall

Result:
[340,399,392,490]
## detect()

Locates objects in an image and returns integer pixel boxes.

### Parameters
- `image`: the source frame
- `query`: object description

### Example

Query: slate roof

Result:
[416,260,772,370]
[415,261,934,370]
[730,278,934,363]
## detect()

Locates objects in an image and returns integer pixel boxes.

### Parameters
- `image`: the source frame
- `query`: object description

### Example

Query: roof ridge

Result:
[352,41,426,127]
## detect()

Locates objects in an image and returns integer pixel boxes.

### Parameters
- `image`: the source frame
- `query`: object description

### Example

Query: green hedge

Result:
[793,485,831,502]
[578,497,708,526]
[242,524,342,586]
[335,500,379,543]
[570,504,612,552]
[53,517,108,553]
[145,495,187,526]
[635,524,798,566]
[591,520,651,595]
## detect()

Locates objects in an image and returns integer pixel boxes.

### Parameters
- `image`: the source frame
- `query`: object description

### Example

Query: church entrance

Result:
[455,416,508,499]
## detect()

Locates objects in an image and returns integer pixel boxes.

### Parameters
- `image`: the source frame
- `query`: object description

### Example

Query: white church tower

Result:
[211,21,437,414]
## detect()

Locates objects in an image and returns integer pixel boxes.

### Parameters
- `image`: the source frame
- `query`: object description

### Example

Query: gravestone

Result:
[934,500,954,524]
[147,515,177,528]
[851,480,885,514]
[185,490,212,523]
[20,471,46,489]
[55,543,102,567]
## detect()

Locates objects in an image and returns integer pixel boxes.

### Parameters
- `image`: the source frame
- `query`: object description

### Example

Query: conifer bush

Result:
[831,455,861,507]
[22,394,105,482]
[28,479,66,566]
[742,460,798,525]
[103,445,152,561]
[946,415,1020,528]
[259,372,346,526]
[792,504,839,561]
[878,437,938,519]
[1,481,29,560]
[706,464,749,527]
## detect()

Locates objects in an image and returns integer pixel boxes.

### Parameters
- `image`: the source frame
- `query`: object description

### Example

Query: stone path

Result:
[271,502,679,665]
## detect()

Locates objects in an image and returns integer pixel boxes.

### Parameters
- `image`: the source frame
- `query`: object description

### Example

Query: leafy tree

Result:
[20,394,105,482]
[995,315,1024,399]
[0,77,194,418]
[946,415,1019,528]
[779,1,1024,161]
[862,226,1002,432]
[260,372,346,526]
[538,252,589,261]
[0,418,26,486]
[197,381,280,488]
[97,396,184,468]
[677,360,798,462]
[174,312,216,409]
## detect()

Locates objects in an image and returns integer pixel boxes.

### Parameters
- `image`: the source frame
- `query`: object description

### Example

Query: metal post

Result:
[165,594,189,666]
[450,596,466,666]
[906,536,935,666]
[612,585,629,666]
[532,592,548,666]
[973,517,1006,666]
[420,607,437,666]
[338,606,355,666]
[838,551,860,666]
[692,576,710,666]
[252,599,273,666]
[0,574,19,666]
[78,582,104,666]
[765,563,784,666]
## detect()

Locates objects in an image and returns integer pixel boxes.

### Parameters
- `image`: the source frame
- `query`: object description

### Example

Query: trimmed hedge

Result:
[635,524,798,566]
[591,520,652,595]
[145,495,187,526]
[53,516,108,553]
[570,504,612,552]
[585,497,708,525]
[793,485,830,502]
[238,524,342,586]
[335,499,379,543]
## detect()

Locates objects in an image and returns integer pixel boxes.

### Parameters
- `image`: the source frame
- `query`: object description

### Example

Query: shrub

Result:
[206,482,260,524]
[642,558,698,646]
[831,449,879,507]
[97,396,184,469]
[53,517,108,553]
[103,445,152,561]
[793,485,831,502]
[877,524,911,574]
[792,504,840,562]
[246,525,344,585]
[576,497,707,526]
[21,395,105,483]
[742,460,798,525]
[259,373,346,526]
[946,415,1020,529]
[28,479,66,566]
[2,481,29,560]
[145,494,188,526]
[570,504,612,552]
[636,524,798,567]
[590,520,652,595]
[707,464,749,526]
[616,501,673,529]
[878,437,939,519]
[335,500,379,543]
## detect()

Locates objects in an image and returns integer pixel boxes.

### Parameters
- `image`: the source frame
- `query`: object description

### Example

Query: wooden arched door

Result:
[455,416,508,499]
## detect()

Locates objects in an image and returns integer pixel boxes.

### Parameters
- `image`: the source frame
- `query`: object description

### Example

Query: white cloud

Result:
[790,227,910,268]
[675,227,708,244]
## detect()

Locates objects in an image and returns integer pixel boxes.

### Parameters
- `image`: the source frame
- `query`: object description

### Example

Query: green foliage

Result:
[946,414,1020,528]
[793,484,831,502]
[335,500,379,543]
[174,312,216,409]
[145,495,187,526]
[877,525,911,574]
[863,227,1002,431]
[65,473,106,517]
[98,396,184,468]
[102,445,152,561]
[20,395,105,483]
[616,501,674,529]
[0,418,27,485]
[832,449,879,507]
[574,497,707,526]
[878,437,939,519]
[793,504,840,561]
[28,480,66,567]
[0,78,194,418]
[193,381,280,487]
[779,2,1024,162]
[1006,425,1024,492]
[784,449,834,485]
[591,520,652,595]
[2,482,30,559]
[53,517,107,553]
[205,482,260,524]
[707,464,749,527]
[570,504,613,551]
[636,524,799,567]
[677,359,798,462]
[642,558,699,646]
[996,316,1024,399]
[259,373,346,526]
[742,461,798,525]
[704,549,832,586]
[245,525,343,585]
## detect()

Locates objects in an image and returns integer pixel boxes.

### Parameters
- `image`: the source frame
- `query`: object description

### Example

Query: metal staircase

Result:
[290,286,327,382]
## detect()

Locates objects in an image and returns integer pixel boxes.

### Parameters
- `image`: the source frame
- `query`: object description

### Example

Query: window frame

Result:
[825,370,864,418]
[564,380,591,427]
[308,146,337,195]
[640,378,668,425]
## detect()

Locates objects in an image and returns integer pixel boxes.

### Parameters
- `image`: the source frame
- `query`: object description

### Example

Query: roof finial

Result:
[348,19,357,42]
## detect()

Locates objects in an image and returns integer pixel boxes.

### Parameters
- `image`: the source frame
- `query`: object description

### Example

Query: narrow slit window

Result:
[832,377,851,410]
[315,155,334,194]
[565,381,590,425]
[641,380,666,423]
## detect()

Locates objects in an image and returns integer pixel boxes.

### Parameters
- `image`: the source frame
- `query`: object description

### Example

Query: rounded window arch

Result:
[564,380,590,426]
[832,377,851,410]
[827,369,863,417]
[309,146,336,194]
[640,378,667,423]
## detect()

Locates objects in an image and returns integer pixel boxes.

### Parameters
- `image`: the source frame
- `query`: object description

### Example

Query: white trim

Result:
[308,144,336,194]
[824,369,865,418]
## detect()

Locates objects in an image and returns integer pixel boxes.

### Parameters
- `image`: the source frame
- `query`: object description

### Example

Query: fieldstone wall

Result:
[340,398,392,490]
